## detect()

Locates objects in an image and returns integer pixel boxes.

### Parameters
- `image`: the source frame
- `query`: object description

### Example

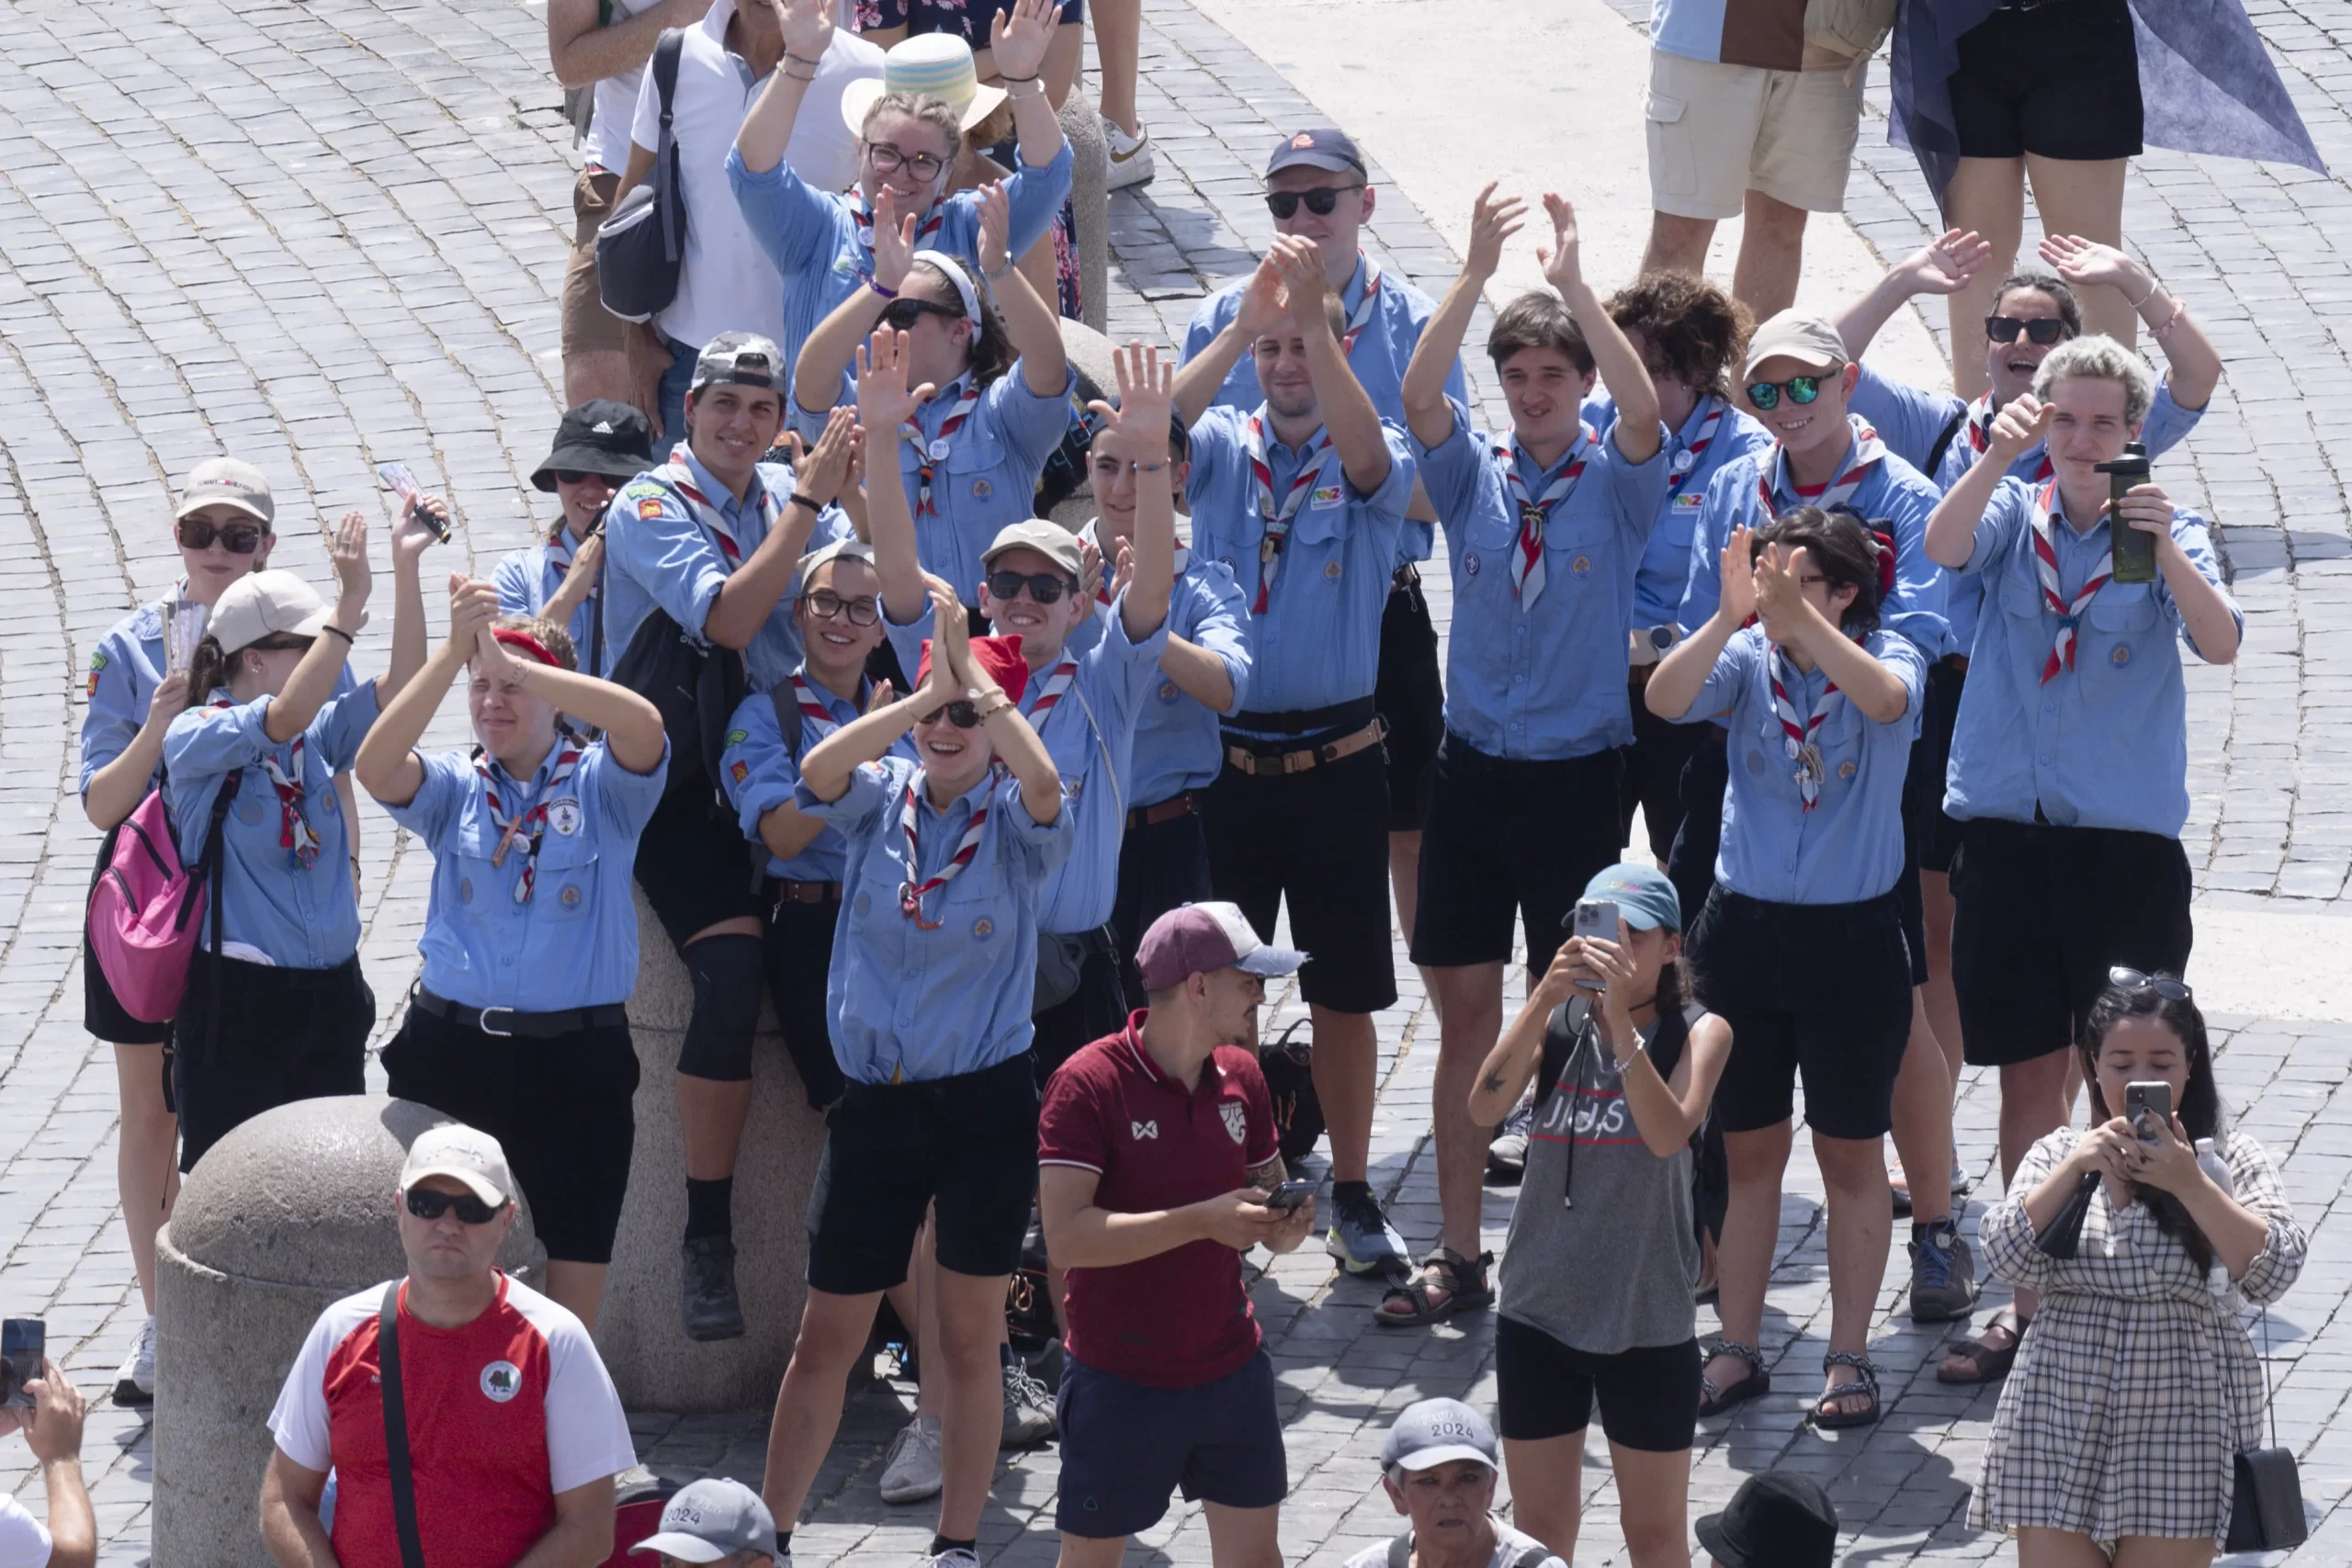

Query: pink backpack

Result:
[86,776,238,1025]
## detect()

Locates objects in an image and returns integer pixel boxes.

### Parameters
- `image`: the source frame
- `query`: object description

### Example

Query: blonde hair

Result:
[2031,334,2155,425]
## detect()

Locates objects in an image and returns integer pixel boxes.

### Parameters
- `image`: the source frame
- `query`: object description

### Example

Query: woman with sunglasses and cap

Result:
[792,181,1072,621]
[356,577,668,1331]
[497,400,657,677]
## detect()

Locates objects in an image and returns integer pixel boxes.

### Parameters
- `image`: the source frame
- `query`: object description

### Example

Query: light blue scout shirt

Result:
[1943,476,2239,839]
[728,141,1074,400]
[718,673,915,884]
[493,535,599,660]
[1415,399,1671,759]
[1065,519,1253,808]
[790,365,1076,606]
[883,594,1171,935]
[1678,626,1926,905]
[1182,251,1464,566]
[796,753,1073,1083]
[601,449,853,690]
[83,592,356,802]
[1586,393,1776,632]
[382,738,670,1010]
[1183,408,1416,734]
[163,682,383,968]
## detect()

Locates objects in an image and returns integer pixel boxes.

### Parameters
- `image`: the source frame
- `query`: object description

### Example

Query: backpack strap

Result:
[768,684,807,768]
[199,772,241,1069]
[651,29,687,265]
[1923,404,1969,480]
[379,1281,428,1568]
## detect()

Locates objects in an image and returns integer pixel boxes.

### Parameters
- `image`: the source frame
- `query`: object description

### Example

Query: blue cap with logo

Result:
[1580,863,1683,934]
[1380,1397,1498,1472]
[1265,127,1365,179]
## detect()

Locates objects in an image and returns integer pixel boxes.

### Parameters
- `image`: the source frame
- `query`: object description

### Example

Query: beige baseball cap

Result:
[1743,311,1849,380]
[399,1124,514,1207]
[173,457,276,526]
[205,570,335,655]
[981,518,1084,580]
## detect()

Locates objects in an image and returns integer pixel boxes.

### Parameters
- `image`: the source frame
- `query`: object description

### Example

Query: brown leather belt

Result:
[1224,718,1386,778]
[1126,791,1200,830]
[774,878,842,905]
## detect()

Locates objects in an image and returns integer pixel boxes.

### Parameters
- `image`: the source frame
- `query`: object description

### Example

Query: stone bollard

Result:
[153,1095,546,1568]
[1059,94,1108,333]
[593,886,828,1412]
[1050,317,1117,528]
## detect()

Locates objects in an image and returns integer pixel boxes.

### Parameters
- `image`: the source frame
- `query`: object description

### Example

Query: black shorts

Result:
[1494,1315,1700,1453]
[1205,739,1395,1015]
[765,888,847,1111]
[1666,727,1728,937]
[173,951,371,1173]
[1375,570,1444,833]
[805,1050,1040,1292]
[1951,0,2142,162]
[633,787,767,950]
[85,938,168,1046]
[1409,736,1623,975]
[1056,1348,1287,1538]
[1619,675,1707,865]
[1032,926,1130,1078]
[1689,887,1913,1140]
[1110,799,1214,1003]
[382,1003,640,1264]
[1949,817,2192,1068]
[1917,660,1968,875]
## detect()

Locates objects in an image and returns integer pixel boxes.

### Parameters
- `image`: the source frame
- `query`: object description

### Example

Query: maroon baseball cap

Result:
[1136,902,1306,992]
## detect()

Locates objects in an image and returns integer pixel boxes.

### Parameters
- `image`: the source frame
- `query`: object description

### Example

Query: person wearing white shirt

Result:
[0,1362,94,1568]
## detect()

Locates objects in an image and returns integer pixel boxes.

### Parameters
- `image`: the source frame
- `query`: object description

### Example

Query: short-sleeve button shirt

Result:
[718,672,914,883]
[492,536,599,665]
[1583,392,1777,631]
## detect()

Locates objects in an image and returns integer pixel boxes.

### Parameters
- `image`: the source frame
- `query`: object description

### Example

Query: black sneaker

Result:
[1326,1187,1408,1276]
[1909,1217,1981,1324]
[683,1235,747,1341]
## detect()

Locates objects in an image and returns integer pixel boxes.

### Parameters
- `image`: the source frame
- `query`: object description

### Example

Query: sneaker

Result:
[1951,1155,1973,1196]
[1103,117,1154,191]
[926,1551,981,1568]
[113,1315,155,1408]
[879,1415,944,1504]
[1001,1360,1057,1449]
[682,1235,747,1341]
[1487,1101,1533,1181]
[1909,1217,1981,1324]
[1326,1187,1408,1277]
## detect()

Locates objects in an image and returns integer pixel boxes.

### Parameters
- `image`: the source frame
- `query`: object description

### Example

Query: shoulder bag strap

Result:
[200,771,241,1069]
[1923,405,1968,480]
[379,1281,429,1568]
[653,29,687,265]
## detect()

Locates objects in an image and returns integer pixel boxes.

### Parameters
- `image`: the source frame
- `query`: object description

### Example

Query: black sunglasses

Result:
[1265,186,1362,220]
[921,699,984,729]
[178,517,266,554]
[986,570,1073,604]
[1746,376,1824,411]
[550,468,622,486]
[404,1188,506,1224]
[880,298,964,332]
[1985,315,2072,346]
[804,589,880,626]
[2109,965,2193,1002]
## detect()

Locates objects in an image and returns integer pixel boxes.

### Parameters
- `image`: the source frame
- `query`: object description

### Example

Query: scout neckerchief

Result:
[662,446,782,567]
[1023,657,1081,728]
[851,195,945,272]
[788,671,854,743]
[901,378,981,518]
[1244,417,1333,615]
[1766,648,1840,811]
[1080,518,1191,607]
[1756,417,1887,516]
[1340,254,1382,355]
[2029,479,2110,683]
[1968,392,2056,484]
[545,527,596,604]
[477,739,583,904]
[1493,425,1593,610]
[899,770,992,928]
[212,696,322,866]
[1666,397,1724,506]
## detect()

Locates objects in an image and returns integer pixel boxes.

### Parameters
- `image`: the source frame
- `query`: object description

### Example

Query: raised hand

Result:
[147,671,190,725]
[774,0,832,65]
[1986,393,2051,459]
[1535,193,1584,298]
[798,406,859,505]
[331,510,372,609]
[1717,525,1759,626]
[1110,537,1135,604]
[447,574,500,655]
[1898,228,1991,297]
[2038,234,2143,295]
[1750,539,1806,630]
[871,187,918,290]
[987,0,1057,85]
[392,494,447,566]
[1265,234,1327,318]
[976,182,1012,277]
[855,328,937,435]
[1232,253,1288,343]
[1464,182,1527,282]
[1076,535,1104,606]
[1090,341,1173,466]
[2112,482,2178,560]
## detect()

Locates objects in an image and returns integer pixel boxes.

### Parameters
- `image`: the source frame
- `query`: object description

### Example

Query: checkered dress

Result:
[1973,1127,2307,1547]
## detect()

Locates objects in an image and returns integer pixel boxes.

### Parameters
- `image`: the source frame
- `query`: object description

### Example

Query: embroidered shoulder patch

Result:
[723,728,749,748]
[636,497,665,520]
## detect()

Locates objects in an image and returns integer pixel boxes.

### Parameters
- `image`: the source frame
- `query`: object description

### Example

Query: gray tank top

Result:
[1497,998,1702,1355]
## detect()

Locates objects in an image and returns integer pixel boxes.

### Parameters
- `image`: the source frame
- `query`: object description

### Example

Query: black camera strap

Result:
[378,1281,428,1568]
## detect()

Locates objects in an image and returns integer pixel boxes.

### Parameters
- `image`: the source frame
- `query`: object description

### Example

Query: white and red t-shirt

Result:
[1038,1015,1279,1390]
[267,1272,637,1568]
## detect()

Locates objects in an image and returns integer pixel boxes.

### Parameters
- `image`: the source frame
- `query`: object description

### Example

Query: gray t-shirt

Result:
[1498,998,1702,1355]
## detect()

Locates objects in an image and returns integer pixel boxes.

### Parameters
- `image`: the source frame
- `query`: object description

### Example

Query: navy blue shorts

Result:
[1055,1348,1287,1538]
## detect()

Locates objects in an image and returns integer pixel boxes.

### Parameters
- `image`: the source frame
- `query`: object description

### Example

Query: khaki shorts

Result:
[1645,50,1865,220]
[562,167,627,358]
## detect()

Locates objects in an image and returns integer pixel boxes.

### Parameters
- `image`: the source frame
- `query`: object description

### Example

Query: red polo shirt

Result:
[1038,1012,1279,1389]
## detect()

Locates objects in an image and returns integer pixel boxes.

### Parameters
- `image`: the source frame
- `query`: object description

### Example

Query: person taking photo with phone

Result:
[0,1352,94,1568]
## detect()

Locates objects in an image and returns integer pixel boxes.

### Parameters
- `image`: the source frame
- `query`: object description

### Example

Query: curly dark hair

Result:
[1750,504,1885,637]
[1605,271,1753,403]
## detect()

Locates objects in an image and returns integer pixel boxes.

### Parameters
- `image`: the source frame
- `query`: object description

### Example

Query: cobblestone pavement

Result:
[1,0,2350,1559]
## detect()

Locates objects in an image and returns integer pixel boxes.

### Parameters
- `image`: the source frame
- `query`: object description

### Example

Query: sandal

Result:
[1696,1337,1770,1416]
[1937,1305,2026,1385]
[1811,1350,1882,1430]
[1374,1248,1495,1327]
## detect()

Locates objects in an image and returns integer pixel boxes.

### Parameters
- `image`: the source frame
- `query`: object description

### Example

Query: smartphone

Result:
[1568,899,1620,942]
[1265,1179,1317,1213]
[2096,441,2154,583]
[2124,1080,2172,1145]
[1,1320,44,1409]
[376,461,449,542]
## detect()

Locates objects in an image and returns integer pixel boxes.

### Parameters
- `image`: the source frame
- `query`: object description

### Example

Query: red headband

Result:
[491,628,562,669]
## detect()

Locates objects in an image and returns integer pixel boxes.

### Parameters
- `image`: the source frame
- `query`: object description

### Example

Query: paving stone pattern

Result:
[0,0,2346,1560]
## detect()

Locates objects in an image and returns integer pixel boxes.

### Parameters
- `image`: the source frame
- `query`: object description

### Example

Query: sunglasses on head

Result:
[1265,186,1361,220]
[1984,315,2072,346]
[986,569,1072,604]
[1746,375,1824,411]
[804,588,880,626]
[865,141,946,181]
[2109,965,2193,1001]
[248,634,315,654]
[550,468,619,487]
[177,516,266,554]
[879,298,965,333]
[404,1187,506,1224]
[921,699,984,729]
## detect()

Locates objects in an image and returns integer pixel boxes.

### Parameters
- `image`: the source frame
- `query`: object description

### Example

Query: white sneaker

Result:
[1103,117,1154,191]
[114,1315,154,1407]
[925,1551,980,1568]
[878,1415,944,1505]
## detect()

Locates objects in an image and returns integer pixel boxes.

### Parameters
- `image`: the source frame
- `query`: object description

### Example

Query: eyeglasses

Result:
[248,635,316,654]
[177,517,266,554]
[1265,186,1362,220]
[986,570,1073,604]
[1984,315,2072,346]
[879,298,965,333]
[550,468,618,487]
[1746,376,1824,411]
[804,589,880,626]
[404,1188,506,1224]
[865,141,946,181]
[2109,965,2193,1001]
[920,699,984,729]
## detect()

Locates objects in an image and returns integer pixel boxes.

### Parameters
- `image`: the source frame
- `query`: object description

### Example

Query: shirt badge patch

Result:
[1746,751,1766,776]
[459,876,474,905]
[2110,642,2132,667]
[559,884,583,909]
[1130,1119,1159,1140]
[1838,759,1858,780]
[1220,1100,1246,1145]
[973,916,994,939]
[480,1360,522,1403]
[854,890,872,917]
[971,479,992,500]
[1674,491,1704,510]
[1569,555,1592,580]
[1158,680,1180,704]
[238,799,266,825]
[1464,552,1480,575]
[1308,483,1343,510]
[729,759,751,786]
[1323,560,1341,581]
[724,728,749,747]
[548,798,582,836]
[636,497,665,520]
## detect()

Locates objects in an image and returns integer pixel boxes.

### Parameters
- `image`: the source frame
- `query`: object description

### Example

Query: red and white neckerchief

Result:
[1665,397,1724,505]
[1243,417,1333,615]
[789,671,853,743]
[1493,425,1592,610]
[1966,393,2054,483]
[1023,657,1081,729]
[901,379,982,518]
[1340,254,1383,355]
[1080,519,1191,607]
[1756,418,1887,517]
[851,197,944,269]
[1766,648,1840,811]
[208,696,321,866]
[2029,479,2110,683]
[477,741,583,904]
[899,771,991,928]
[661,448,784,567]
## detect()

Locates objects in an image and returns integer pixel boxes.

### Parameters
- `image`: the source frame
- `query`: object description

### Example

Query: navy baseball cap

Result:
[1581,863,1682,933]
[1265,127,1365,179]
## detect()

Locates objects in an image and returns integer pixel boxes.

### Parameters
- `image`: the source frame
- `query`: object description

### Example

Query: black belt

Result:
[412,987,628,1040]
[1226,695,1376,738]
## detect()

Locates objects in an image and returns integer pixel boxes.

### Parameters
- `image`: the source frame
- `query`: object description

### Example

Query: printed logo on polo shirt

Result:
[1220,1101,1246,1144]
[1130,1119,1159,1140]
[973,916,993,939]
[480,1360,522,1403]
[549,799,582,836]
[2110,642,2132,668]
[1309,483,1343,510]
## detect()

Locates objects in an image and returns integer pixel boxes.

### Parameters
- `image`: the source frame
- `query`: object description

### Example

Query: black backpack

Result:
[594,29,689,323]
[608,604,744,816]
